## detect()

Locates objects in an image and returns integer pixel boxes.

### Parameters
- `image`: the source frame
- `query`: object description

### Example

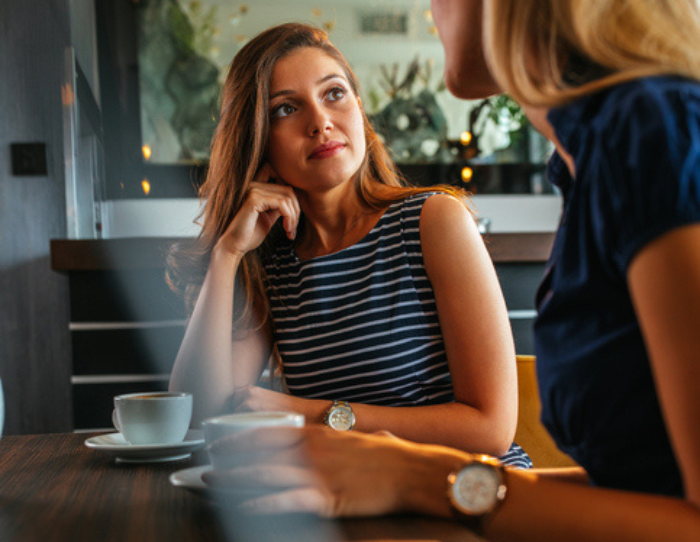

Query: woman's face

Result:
[266,47,366,196]
[430,0,500,98]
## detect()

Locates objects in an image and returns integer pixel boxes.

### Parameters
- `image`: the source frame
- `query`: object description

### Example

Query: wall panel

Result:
[0,0,73,434]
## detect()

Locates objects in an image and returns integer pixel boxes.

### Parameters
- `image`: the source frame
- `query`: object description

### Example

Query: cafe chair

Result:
[515,355,579,468]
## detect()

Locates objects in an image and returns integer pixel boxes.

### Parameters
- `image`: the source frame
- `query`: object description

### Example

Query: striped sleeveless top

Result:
[263,193,531,468]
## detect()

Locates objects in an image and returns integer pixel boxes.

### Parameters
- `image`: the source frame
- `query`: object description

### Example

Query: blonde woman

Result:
[168,23,531,467]
[204,1,700,540]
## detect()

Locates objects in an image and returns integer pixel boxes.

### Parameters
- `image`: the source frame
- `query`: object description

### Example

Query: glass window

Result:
[98,0,554,198]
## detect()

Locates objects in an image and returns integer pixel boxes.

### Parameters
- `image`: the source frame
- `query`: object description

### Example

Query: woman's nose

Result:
[307,106,333,136]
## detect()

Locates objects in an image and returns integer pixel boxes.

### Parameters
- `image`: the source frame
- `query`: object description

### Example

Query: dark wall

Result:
[0,0,73,433]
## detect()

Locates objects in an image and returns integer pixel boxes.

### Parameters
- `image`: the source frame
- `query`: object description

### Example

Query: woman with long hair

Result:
[168,22,530,467]
[203,1,700,540]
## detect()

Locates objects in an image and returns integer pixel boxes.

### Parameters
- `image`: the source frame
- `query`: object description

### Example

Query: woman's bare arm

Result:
[202,225,700,541]
[626,224,700,504]
[169,248,272,424]
[205,425,699,542]
[226,194,518,456]
[169,167,301,423]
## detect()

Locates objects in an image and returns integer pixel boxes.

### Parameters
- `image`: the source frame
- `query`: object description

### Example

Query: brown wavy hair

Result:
[166,22,467,331]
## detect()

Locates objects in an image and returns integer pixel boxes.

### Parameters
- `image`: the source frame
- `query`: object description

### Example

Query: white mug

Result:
[113,391,192,445]
[202,411,304,469]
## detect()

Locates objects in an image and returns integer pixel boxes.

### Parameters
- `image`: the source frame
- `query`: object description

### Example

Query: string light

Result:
[142,145,152,161]
[460,131,473,146]
[461,167,474,182]
[142,179,151,195]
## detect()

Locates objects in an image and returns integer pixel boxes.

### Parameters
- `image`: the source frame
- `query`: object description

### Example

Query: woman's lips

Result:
[308,141,345,160]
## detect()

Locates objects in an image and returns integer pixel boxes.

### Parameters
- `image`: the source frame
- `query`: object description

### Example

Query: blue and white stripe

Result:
[264,193,531,468]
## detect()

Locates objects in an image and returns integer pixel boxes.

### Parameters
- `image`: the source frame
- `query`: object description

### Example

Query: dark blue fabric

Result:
[535,76,700,496]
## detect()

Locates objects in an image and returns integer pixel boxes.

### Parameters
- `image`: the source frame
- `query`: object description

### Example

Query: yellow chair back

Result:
[515,355,578,468]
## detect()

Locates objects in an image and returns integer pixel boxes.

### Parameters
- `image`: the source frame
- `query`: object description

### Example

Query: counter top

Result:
[51,233,554,271]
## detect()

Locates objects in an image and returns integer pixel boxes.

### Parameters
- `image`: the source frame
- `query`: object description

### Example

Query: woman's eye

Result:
[327,87,346,101]
[271,103,296,119]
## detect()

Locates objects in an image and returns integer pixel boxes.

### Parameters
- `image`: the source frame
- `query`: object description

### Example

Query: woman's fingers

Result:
[217,163,301,255]
[254,163,275,184]
[208,426,308,458]
[238,487,333,516]
[252,163,301,239]
[203,464,316,489]
[246,182,300,240]
[373,429,399,439]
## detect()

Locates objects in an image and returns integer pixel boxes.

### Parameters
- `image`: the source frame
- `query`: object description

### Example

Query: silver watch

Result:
[447,456,507,534]
[323,400,355,431]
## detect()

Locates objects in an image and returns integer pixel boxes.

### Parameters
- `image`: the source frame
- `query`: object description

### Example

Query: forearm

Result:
[485,469,700,542]
[401,458,700,542]
[532,466,589,484]
[354,402,512,456]
[293,398,512,456]
[170,249,260,422]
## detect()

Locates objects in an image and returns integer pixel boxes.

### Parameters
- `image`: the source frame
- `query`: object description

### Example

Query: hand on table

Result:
[202,426,470,518]
[228,385,305,414]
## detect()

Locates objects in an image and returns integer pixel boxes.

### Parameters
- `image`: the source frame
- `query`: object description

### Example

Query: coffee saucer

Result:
[85,429,205,463]
[170,465,265,500]
[169,465,213,496]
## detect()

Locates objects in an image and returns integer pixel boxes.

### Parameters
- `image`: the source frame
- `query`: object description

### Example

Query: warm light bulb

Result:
[142,145,152,161]
[142,179,151,195]
[461,167,474,182]
[61,83,75,106]
[460,131,473,146]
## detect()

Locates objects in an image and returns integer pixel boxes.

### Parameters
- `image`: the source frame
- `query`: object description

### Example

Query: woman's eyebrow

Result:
[317,73,346,85]
[269,73,347,101]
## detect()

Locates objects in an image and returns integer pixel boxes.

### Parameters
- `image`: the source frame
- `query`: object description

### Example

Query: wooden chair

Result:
[514,355,578,468]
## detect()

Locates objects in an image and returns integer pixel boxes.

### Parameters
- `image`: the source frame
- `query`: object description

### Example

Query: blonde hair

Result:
[483,0,700,107]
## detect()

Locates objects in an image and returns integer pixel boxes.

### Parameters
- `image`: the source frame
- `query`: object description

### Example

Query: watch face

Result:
[328,407,354,431]
[452,464,502,515]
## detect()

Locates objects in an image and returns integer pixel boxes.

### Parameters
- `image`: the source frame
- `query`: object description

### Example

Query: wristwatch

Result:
[323,400,355,431]
[446,455,507,535]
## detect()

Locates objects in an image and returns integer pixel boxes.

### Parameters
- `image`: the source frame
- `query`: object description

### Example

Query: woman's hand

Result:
[214,164,301,258]
[228,385,304,414]
[202,426,470,518]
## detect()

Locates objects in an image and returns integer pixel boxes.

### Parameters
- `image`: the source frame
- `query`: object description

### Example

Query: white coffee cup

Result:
[202,411,305,469]
[113,391,193,445]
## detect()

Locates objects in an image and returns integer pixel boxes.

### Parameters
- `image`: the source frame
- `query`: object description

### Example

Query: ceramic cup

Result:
[112,391,193,445]
[202,411,305,469]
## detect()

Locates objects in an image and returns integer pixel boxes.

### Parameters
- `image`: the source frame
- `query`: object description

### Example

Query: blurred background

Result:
[0,0,560,436]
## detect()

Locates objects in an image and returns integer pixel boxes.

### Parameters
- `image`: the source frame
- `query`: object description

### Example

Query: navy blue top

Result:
[535,76,700,496]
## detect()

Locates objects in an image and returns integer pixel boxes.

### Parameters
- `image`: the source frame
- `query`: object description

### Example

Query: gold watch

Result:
[446,455,507,535]
[323,400,355,431]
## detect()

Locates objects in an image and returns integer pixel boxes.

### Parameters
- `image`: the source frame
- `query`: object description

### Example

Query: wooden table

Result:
[0,433,484,542]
